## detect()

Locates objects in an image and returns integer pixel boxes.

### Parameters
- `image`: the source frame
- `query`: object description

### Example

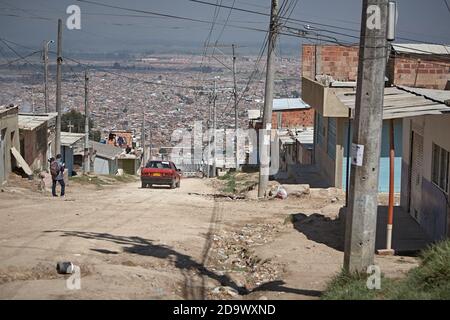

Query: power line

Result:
[190,0,450,46]
[0,38,42,71]
[444,0,450,13]
[0,49,42,67]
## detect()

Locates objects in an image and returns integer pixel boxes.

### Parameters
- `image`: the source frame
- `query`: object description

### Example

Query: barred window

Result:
[432,143,449,193]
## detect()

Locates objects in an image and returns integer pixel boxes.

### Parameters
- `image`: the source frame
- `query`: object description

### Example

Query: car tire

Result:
[148,184,153,188]
[141,182,147,188]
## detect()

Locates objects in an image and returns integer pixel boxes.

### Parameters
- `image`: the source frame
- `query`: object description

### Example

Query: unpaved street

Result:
[0,178,418,299]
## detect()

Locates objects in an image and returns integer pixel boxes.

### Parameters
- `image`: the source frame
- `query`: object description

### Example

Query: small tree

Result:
[62,109,102,142]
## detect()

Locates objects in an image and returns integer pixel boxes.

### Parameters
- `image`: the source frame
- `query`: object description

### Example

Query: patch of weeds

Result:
[322,240,450,300]
[70,175,109,187]
[220,172,237,193]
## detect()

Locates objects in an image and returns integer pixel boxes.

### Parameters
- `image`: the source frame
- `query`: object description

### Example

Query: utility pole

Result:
[149,124,152,161]
[344,0,390,272]
[232,44,239,172]
[55,18,63,155]
[43,40,53,113]
[258,0,279,198]
[207,96,212,178]
[83,70,90,174]
[212,79,217,177]
[141,113,146,166]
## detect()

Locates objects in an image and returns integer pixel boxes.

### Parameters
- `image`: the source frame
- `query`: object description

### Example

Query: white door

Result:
[410,131,423,221]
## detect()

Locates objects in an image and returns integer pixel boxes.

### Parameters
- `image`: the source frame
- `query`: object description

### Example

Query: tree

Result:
[61,109,101,141]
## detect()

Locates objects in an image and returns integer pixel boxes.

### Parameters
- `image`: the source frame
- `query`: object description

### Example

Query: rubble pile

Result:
[207,223,286,298]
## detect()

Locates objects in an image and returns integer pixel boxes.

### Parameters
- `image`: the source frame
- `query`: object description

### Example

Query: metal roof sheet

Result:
[335,86,450,119]
[61,132,85,146]
[391,43,450,55]
[248,109,261,120]
[90,141,123,160]
[18,113,58,130]
[273,98,310,111]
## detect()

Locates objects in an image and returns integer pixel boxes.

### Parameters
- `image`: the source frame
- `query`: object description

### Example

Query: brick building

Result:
[270,98,313,129]
[301,43,450,190]
[301,43,450,89]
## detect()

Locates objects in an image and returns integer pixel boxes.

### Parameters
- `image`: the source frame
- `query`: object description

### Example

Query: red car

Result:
[140,160,181,189]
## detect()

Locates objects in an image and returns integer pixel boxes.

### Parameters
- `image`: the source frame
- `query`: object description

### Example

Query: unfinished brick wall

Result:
[301,44,359,81]
[388,56,450,89]
[271,109,314,129]
[302,44,450,89]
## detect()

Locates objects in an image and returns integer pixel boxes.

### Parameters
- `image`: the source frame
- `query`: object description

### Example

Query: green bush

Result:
[322,240,450,300]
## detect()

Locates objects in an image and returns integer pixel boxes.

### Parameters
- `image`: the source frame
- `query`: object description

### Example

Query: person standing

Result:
[50,154,65,197]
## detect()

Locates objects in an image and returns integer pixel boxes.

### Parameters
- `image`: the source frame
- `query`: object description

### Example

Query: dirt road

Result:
[0,178,417,299]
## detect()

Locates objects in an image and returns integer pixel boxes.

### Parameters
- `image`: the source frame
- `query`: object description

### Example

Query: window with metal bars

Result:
[432,143,449,193]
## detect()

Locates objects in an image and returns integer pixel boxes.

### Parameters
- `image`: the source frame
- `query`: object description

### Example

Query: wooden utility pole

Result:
[232,44,239,171]
[83,70,90,174]
[344,0,389,272]
[258,0,279,198]
[55,19,63,155]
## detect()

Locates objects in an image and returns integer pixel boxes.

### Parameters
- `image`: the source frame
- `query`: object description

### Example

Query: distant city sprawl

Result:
[0,53,301,148]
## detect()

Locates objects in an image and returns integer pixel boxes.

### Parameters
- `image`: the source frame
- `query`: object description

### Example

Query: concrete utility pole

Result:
[258,0,279,198]
[232,44,239,171]
[344,0,390,272]
[83,70,90,174]
[212,79,217,177]
[55,19,63,155]
[149,124,152,161]
[141,114,146,166]
[207,95,212,178]
[43,40,53,113]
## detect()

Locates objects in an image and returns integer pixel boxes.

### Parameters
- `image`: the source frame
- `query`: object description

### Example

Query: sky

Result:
[0,0,449,55]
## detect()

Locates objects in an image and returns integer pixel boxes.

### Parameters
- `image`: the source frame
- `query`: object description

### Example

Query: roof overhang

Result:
[335,86,450,120]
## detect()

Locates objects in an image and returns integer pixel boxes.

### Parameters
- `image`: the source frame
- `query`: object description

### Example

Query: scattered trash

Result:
[211,286,239,297]
[276,186,287,199]
[56,261,75,274]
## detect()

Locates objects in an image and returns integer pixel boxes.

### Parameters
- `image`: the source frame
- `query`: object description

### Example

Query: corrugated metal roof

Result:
[391,43,450,55]
[398,86,450,102]
[90,141,123,160]
[336,87,450,119]
[273,98,310,111]
[61,132,85,146]
[18,113,57,130]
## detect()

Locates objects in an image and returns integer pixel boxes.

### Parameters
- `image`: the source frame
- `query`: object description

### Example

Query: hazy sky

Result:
[0,0,449,55]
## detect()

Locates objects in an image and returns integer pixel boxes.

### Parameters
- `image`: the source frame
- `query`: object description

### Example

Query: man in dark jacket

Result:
[50,154,65,197]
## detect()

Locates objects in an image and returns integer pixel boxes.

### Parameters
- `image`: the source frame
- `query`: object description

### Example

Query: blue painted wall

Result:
[342,119,403,192]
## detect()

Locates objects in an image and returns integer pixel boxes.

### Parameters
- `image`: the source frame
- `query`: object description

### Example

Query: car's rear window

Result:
[146,161,171,169]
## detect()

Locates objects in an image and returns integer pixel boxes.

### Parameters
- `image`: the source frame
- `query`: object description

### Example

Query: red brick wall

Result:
[301,44,359,81]
[271,109,314,129]
[388,56,450,89]
[302,44,450,89]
